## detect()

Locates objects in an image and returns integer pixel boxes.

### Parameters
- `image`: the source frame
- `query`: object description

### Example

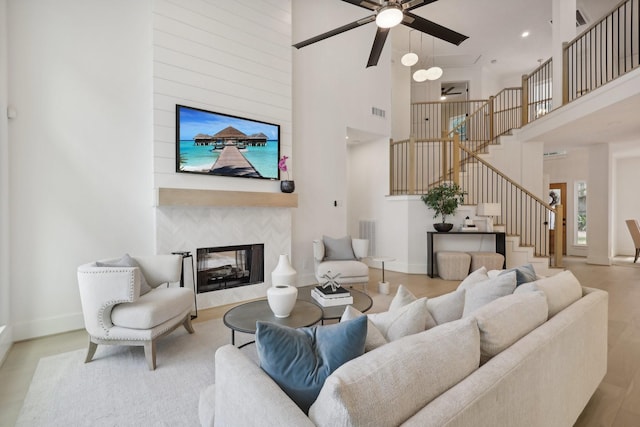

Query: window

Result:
[575,181,587,245]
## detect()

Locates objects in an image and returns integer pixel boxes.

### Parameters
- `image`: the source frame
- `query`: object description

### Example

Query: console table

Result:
[427,231,506,278]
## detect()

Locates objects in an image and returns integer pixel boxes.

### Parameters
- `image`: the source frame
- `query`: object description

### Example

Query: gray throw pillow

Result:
[96,253,152,296]
[499,263,537,286]
[462,271,517,316]
[427,289,466,325]
[322,235,356,260]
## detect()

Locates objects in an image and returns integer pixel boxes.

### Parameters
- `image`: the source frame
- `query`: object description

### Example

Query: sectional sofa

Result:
[200,269,608,427]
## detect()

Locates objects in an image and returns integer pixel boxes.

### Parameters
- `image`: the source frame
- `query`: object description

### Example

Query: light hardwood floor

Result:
[0,257,638,426]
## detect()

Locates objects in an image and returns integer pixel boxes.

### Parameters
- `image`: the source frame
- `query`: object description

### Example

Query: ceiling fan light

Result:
[413,68,429,82]
[425,66,443,80]
[401,52,418,66]
[376,5,403,28]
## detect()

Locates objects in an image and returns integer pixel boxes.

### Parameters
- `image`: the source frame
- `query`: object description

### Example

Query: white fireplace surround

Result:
[155,206,292,309]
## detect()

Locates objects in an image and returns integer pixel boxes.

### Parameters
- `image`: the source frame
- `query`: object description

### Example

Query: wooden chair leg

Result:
[85,340,98,363]
[144,340,156,370]
[183,315,195,334]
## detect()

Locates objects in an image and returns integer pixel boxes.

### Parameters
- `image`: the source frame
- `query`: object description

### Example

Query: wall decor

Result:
[176,105,280,180]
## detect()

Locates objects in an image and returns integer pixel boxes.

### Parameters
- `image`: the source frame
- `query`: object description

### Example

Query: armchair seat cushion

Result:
[316,260,368,279]
[111,287,193,330]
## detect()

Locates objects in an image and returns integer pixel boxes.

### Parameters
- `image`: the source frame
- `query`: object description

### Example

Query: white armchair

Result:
[77,254,194,370]
[313,236,370,293]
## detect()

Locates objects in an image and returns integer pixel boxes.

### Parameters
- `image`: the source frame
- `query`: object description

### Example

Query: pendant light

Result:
[425,36,443,81]
[413,34,428,82]
[401,31,418,67]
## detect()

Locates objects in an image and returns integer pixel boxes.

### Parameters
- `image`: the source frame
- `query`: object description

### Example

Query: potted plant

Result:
[279,155,295,193]
[421,183,466,232]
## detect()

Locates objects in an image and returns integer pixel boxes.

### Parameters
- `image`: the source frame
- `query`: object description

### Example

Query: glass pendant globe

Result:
[401,52,419,67]
[425,66,443,80]
[413,69,429,82]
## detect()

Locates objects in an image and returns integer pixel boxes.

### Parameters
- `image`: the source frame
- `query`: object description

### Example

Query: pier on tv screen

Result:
[175,105,280,180]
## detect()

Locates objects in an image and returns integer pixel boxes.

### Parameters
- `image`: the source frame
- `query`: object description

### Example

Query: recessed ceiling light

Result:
[521,31,530,38]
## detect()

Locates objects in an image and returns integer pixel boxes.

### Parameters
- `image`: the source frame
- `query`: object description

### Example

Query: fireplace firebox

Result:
[196,244,264,293]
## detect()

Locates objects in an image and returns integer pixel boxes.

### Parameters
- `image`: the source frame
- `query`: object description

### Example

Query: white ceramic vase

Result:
[267,285,298,318]
[271,254,297,286]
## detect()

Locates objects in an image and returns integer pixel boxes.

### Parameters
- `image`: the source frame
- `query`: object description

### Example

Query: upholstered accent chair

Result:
[626,219,640,263]
[77,254,194,370]
[313,236,370,293]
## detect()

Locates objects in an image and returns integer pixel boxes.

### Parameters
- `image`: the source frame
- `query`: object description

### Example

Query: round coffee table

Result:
[223,299,322,346]
[297,285,373,322]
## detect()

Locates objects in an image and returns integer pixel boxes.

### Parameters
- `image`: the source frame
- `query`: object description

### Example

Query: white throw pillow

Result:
[473,290,548,364]
[426,289,466,325]
[341,297,429,351]
[462,272,517,316]
[388,284,417,311]
[515,270,583,318]
[458,266,489,291]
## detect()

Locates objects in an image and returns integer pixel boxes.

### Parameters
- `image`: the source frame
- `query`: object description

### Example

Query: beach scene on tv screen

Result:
[177,106,279,179]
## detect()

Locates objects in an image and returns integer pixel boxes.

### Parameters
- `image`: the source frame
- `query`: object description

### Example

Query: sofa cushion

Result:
[473,290,548,364]
[111,287,192,329]
[427,289,466,325]
[255,316,367,414]
[308,317,480,427]
[515,270,583,318]
[463,271,517,316]
[341,297,430,351]
[316,260,368,279]
[322,235,356,260]
[457,266,489,291]
[499,263,537,286]
[96,253,152,295]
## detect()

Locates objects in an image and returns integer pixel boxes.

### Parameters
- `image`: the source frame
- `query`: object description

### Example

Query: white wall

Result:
[586,144,613,265]
[152,0,292,193]
[7,0,155,340]
[0,0,12,361]
[292,0,391,283]
[614,155,640,256]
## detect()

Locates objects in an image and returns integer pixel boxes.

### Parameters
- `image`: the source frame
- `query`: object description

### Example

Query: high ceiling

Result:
[393,0,620,81]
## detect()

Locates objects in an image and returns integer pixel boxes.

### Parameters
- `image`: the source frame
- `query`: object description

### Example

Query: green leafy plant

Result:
[421,183,466,223]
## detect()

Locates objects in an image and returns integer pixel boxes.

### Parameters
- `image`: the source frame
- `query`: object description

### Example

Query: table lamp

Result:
[477,203,501,232]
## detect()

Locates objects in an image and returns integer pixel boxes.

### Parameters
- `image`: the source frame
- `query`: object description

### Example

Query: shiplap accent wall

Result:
[152,0,292,192]
[151,0,293,306]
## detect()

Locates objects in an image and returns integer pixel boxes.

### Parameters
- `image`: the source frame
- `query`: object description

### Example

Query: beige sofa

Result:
[200,285,607,427]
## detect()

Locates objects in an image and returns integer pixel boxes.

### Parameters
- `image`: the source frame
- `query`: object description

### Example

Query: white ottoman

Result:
[469,252,505,271]
[436,252,471,280]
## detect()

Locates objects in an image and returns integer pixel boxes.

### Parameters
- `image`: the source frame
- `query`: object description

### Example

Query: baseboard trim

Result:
[12,312,85,341]
[0,325,13,366]
[586,256,612,266]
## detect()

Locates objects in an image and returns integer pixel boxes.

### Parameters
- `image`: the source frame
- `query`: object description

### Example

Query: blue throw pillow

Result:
[499,263,537,286]
[255,316,367,413]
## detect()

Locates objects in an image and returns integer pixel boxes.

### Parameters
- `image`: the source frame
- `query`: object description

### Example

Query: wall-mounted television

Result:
[176,105,280,180]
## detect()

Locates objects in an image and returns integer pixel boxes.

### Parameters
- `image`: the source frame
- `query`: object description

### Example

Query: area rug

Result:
[15,318,252,427]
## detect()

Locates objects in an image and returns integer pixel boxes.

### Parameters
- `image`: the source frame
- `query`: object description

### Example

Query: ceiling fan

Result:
[441,86,463,95]
[292,0,469,68]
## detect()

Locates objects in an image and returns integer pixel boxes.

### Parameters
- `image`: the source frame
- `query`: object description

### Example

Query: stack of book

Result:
[311,286,353,307]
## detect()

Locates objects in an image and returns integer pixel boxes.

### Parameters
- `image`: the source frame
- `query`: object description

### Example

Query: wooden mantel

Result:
[156,187,298,208]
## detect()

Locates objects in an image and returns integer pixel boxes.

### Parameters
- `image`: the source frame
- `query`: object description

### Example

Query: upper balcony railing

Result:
[564,0,640,102]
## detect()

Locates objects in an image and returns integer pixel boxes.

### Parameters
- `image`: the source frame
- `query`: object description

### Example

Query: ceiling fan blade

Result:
[293,15,375,49]
[341,0,382,11]
[403,12,468,46]
[366,27,390,68]
[402,0,439,11]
